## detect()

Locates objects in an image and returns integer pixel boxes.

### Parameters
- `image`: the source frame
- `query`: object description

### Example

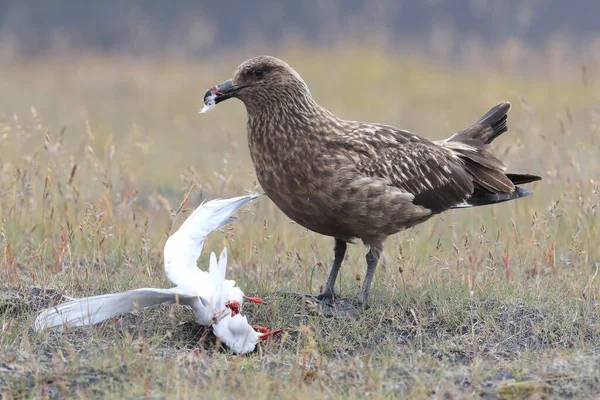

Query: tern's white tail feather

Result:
[164,194,261,288]
[34,287,204,332]
[209,248,229,309]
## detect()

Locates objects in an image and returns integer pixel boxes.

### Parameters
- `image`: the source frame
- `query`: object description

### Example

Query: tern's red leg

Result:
[259,329,283,340]
[243,295,264,304]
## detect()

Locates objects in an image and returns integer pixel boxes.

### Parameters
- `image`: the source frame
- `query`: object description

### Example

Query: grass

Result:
[1,43,599,398]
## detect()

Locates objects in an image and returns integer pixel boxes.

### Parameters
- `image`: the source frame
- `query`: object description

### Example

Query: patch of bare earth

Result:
[2,286,599,398]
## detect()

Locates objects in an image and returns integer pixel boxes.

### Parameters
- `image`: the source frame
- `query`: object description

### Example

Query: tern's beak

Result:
[225,299,241,316]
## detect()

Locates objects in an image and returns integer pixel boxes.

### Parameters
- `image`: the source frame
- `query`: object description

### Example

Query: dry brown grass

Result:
[1,44,599,398]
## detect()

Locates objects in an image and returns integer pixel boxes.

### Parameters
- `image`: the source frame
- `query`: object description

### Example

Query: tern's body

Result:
[35,194,278,354]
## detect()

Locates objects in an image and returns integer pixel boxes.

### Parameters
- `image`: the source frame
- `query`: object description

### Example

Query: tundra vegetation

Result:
[0,43,599,398]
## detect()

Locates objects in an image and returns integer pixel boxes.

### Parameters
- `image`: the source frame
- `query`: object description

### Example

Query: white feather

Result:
[200,93,217,113]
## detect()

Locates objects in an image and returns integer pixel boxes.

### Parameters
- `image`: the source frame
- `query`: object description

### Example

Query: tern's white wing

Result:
[34,286,207,331]
[163,194,261,287]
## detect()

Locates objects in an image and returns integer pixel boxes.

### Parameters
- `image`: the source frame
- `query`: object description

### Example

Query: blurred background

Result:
[0,0,599,284]
[1,0,598,182]
[1,0,599,57]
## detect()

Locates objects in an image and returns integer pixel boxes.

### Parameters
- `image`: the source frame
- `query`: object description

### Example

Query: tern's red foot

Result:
[259,329,283,340]
[243,295,264,304]
[252,325,269,333]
